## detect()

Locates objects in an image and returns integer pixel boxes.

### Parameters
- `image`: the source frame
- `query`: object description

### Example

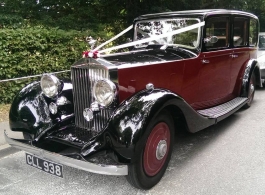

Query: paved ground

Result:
[1,88,265,194]
[0,121,22,158]
[0,121,8,146]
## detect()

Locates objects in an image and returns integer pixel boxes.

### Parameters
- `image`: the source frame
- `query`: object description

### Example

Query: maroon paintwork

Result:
[116,47,256,110]
[100,10,259,111]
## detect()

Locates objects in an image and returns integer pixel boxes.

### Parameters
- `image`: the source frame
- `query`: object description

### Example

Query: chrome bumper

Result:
[4,131,128,176]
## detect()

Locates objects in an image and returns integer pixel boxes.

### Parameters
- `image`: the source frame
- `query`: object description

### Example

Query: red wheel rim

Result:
[143,122,170,176]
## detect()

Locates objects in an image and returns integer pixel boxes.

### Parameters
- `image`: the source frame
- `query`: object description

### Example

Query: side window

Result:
[233,17,247,47]
[249,18,258,47]
[205,17,229,50]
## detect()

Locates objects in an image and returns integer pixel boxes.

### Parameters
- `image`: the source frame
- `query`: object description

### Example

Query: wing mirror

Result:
[204,36,218,44]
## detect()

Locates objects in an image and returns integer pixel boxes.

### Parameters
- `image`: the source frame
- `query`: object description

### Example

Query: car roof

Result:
[134,9,258,21]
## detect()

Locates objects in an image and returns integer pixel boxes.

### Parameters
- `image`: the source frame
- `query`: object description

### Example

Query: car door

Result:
[230,16,249,94]
[196,16,232,109]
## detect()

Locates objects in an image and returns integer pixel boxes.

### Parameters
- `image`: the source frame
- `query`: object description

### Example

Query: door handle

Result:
[230,54,238,58]
[202,59,210,64]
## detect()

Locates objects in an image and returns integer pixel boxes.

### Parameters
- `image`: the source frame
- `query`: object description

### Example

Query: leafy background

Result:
[0,28,89,102]
[1,0,265,103]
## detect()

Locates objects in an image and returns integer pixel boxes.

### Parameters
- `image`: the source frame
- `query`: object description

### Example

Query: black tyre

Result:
[126,110,174,190]
[243,73,255,109]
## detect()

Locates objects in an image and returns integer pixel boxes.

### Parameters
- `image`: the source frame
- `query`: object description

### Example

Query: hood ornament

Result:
[83,36,100,58]
[86,36,97,50]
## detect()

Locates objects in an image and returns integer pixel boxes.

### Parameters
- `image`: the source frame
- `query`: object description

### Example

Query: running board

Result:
[197,97,248,120]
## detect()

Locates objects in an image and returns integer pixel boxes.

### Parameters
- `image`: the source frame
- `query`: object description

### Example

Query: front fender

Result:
[99,88,215,163]
[9,80,74,138]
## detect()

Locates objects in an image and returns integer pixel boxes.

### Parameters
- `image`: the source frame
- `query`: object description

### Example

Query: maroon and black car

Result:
[4,9,261,189]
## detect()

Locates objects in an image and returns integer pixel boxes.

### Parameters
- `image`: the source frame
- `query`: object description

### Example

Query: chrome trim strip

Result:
[116,59,180,69]
[4,131,128,176]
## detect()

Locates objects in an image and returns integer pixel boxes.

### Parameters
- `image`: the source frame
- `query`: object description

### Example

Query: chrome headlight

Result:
[93,79,117,107]
[40,74,62,98]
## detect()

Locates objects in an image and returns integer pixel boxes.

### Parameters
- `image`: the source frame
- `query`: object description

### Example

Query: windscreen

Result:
[134,18,201,49]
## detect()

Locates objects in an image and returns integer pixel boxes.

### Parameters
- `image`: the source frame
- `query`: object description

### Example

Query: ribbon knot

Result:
[82,50,100,58]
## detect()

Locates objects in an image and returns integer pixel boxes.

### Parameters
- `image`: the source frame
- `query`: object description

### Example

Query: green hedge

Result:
[0,27,92,103]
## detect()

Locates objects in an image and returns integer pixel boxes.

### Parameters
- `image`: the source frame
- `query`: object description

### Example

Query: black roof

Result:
[134,9,258,21]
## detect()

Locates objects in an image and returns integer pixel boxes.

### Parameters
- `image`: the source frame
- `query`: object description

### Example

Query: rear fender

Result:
[241,59,262,97]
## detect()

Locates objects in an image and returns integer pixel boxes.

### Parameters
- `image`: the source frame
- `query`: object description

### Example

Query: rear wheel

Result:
[243,73,255,108]
[126,110,174,190]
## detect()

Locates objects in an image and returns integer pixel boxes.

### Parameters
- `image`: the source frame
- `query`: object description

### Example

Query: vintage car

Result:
[4,9,261,190]
[258,32,265,83]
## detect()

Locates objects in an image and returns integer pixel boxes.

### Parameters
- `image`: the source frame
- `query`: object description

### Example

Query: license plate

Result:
[25,153,63,178]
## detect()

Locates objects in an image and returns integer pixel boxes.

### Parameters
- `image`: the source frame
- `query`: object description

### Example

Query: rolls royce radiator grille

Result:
[71,63,110,132]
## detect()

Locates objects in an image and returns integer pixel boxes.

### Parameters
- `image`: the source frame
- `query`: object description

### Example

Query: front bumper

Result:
[4,131,128,176]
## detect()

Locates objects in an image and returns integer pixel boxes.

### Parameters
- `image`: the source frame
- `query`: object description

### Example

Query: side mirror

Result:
[204,36,218,44]
[209,36,218,43]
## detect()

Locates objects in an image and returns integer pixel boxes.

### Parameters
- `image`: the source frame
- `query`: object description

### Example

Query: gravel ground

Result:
[0,105,10,122]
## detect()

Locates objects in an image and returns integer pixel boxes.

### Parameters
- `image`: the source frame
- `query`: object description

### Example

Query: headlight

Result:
[40,74,62,98]
[93,79,117,107]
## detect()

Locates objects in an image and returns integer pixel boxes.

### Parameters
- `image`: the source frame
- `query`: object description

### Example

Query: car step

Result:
[197,97,248,119]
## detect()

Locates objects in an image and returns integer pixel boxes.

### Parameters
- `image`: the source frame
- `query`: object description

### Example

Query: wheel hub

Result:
[156,140,167,160]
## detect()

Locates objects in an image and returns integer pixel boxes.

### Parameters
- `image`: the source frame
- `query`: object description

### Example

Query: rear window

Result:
[249,18,258,47]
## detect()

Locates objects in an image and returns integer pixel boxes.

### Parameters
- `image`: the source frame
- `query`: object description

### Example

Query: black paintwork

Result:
[80,89,216,163]
[240,59,262,97]
[134,9,258,22]
[9,80,217,163]
[102,46,197,66]
[9,80,74,139]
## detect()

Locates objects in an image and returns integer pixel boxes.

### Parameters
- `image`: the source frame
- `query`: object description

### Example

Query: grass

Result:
[0,104,10,122]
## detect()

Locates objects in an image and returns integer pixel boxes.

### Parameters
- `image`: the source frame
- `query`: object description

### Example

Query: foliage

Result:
[0,13,24,28]
[0,27,91,103]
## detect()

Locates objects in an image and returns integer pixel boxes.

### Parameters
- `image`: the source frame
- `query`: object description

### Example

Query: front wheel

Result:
[243,73,256,109]
[126,110,174,190]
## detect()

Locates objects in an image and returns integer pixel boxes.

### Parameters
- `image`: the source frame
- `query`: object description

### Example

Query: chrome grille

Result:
[71,59,110,132]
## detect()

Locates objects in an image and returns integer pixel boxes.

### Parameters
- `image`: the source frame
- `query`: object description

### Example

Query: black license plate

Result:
[25,153,63,178]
